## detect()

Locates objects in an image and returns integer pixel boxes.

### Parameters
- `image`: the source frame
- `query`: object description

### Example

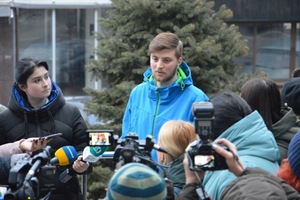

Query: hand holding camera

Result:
[213,139,246,176]
[188,102,229,171]
[187,102,246,174]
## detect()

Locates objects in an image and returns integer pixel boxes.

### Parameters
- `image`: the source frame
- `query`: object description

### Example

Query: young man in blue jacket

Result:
[122,32,209,161]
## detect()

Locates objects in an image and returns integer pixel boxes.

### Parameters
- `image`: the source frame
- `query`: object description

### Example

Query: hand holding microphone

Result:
[82,146,109,163]
[71,145,109,174]
[73,155,90,173]
[49,145,89,172]
[76,146,111,174]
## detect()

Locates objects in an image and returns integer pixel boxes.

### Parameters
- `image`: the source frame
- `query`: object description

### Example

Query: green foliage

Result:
[84,165,114,200]
[85,0,249,134]
[83,0,252,198]
[224,69,269,94]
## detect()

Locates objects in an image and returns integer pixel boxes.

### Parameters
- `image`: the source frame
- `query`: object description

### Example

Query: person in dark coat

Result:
[0,57,89,200]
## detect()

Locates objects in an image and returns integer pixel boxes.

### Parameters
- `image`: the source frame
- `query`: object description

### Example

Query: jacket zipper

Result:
[152,90,160,136]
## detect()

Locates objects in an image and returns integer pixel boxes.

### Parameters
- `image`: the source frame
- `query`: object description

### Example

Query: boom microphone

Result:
[50,146,78,166]
[153,144,168,154]
[82,146,109,163]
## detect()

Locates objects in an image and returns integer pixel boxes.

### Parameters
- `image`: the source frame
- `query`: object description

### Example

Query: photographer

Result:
[183,91,280,200]
[177,138,300,200]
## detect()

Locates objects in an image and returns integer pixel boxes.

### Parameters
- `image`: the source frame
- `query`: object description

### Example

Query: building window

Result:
[18,9,53,73]
[296,23,300,69]
[18,8,98,96]
[55,9,86,96]
[235,23,300,80]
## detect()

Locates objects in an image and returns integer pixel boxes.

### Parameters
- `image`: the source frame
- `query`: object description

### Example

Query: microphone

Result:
[153,144,175,161]
[82,146,109,163]
[153,144,168,153]
[24,146,52,182]
[50,146,78,166]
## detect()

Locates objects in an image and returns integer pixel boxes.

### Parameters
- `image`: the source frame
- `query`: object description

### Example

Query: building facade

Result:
[0,0,299,106]
[214,0,300,85]
[0,0,111,107]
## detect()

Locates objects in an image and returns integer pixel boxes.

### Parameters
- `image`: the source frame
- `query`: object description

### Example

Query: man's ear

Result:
[177,57,183,66]
[18,83,27,92]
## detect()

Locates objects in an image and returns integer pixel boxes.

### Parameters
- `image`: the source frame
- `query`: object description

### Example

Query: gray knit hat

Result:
[107,163,167,200]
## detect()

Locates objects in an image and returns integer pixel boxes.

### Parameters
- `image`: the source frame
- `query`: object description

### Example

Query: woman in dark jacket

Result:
[0,57,89,200]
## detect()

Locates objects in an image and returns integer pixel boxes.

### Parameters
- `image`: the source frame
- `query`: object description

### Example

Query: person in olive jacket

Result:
[0,57,89,200]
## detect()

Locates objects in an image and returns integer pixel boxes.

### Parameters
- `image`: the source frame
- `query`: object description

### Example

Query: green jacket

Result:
[165,154,185,191]
[272,108,300,163]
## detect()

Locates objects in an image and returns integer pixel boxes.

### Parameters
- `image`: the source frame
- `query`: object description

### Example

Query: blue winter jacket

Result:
[122,61,209,161]
[202,111,280,200]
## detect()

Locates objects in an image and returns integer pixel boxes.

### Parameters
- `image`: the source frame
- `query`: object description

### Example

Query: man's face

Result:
[150,49,182,87]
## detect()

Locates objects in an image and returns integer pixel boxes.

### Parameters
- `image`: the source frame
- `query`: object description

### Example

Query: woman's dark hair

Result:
[15,57,49,85]
[211,91,252,140]
[240,77,282,131]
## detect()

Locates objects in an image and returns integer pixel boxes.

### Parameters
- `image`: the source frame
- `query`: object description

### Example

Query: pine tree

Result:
[85,0,248,133]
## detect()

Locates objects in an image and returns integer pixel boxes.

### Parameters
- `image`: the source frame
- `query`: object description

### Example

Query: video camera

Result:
[4,146,57,200]
[113,132,158,172]
[188,102,228,171]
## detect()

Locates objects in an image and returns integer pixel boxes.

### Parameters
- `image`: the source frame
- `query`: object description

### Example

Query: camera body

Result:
[5,146,57,200]
[113,132,158,171]
[188,102,228,171]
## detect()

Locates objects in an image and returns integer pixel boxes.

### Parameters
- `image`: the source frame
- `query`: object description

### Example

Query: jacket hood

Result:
[218,111,280,162]
[272,108,298,138]
[142,60,195,102]
[221,167,298,200]
[202,111,280,200]
[143,60,193,89]
[9,80,65,122]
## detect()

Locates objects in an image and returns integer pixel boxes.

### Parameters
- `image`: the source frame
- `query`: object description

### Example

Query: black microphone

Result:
[153,144,168,153]
[153,144,175,161]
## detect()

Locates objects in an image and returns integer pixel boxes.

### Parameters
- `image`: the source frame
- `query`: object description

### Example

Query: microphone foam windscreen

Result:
[55,146,78,166]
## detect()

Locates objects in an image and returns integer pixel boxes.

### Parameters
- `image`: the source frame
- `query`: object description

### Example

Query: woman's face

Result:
[19,66,51,100]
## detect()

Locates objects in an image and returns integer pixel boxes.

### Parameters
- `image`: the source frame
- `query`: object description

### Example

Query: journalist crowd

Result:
[0,31,300,200]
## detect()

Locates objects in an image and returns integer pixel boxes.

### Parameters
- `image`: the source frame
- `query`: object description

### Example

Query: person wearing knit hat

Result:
[281,77,300,116]
[107,163,167,200]
[277,130,300,192]
[288,130,300,179]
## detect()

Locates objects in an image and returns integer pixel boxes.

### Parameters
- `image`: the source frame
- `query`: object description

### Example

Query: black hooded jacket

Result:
[0,81,88,200]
